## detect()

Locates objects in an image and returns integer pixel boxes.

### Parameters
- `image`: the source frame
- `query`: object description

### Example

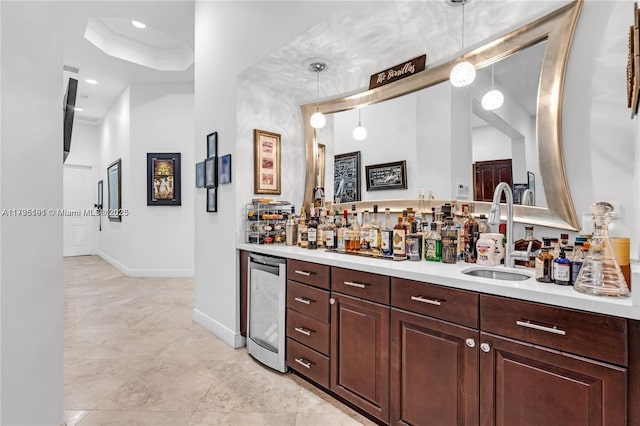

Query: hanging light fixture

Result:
[482,64,504,110]
[449,0,476,87]
[352,108,367,141]
[308,61,327,129]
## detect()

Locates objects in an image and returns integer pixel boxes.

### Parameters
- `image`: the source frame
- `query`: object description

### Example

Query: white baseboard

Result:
[193,308,246,349]
[97,251,194,277]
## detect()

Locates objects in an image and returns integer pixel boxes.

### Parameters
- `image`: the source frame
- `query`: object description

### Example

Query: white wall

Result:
[472,125,512,162]
[0,2,64,424]
[65,121,99,168]
[194,1,351,347]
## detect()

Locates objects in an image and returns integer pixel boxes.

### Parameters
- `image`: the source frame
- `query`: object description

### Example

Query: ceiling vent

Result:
[63,64,80,74]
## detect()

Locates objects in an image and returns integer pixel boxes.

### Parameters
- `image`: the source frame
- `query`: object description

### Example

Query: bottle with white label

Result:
[325,211,336,249]
[381,208,393,257]
[393,214,406,260]
[553,248,572,285]
[370,205,382,257]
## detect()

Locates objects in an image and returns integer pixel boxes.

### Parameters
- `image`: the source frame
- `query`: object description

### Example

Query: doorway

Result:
[63,165,96,256]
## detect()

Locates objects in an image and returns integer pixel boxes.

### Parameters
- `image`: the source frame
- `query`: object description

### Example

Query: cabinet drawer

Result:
[287,308,330,355]
[287,259,330,289]
[331,267,390,304]
[480,294,628,366]
[391,278,478,328]
[287,338,329,388]
[286,280,330,323]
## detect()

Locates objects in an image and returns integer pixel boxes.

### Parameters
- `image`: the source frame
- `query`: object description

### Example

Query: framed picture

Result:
[204,157,217,188]
[334,151,361,203]
[147,153,181,206]
[527,171,536,204]
[207,131,218,158]
[97,180,103,210]
[107,159,122,222]
[206,187,217,212]
[219,154,232,185]
[195,161,205,188]
[253,129,281,194]
[365,160,407,191]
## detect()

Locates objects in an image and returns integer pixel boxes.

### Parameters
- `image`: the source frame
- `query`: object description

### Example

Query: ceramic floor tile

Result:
[295,412,375,426]
[64,410,91,426]
[186,411,296,426]
[77,410,192,426]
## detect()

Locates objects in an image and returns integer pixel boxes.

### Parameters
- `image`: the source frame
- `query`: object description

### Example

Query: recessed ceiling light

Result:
[131,20,146,29]
[74,107,84,112]
[85,79,98,85]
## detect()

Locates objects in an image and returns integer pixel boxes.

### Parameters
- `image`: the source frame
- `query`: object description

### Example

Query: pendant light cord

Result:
[358,108,362,126]
[316,70,320,112]
[461,3,465,52]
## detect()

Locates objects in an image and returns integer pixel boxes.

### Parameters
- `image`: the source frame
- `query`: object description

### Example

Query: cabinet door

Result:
[480,332,627,426]
[391,309,479,426]
[331,292,390,423]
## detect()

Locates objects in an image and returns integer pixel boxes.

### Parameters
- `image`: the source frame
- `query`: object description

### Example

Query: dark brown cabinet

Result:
[479,332,627,426]
[331,292,390,423]
[390,308,479,426]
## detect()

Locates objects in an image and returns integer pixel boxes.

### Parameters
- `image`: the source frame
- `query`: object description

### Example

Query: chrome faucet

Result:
[488,182,532,268]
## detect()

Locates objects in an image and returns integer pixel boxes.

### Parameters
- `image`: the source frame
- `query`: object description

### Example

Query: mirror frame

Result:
[301,0,582,231]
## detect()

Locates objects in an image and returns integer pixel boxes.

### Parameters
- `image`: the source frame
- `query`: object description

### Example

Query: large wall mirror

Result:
[302,0,583,230]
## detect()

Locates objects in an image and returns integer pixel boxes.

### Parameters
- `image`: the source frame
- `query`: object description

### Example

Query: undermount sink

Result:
[462,267,532,282]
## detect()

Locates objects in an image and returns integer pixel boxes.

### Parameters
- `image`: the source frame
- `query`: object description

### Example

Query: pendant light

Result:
[449,0,476,87]
[309,61,327,129]
[352,108,367,141]
[482,64,504,110]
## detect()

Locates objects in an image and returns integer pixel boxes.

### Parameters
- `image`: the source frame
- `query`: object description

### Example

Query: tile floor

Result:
[64,256,376,426]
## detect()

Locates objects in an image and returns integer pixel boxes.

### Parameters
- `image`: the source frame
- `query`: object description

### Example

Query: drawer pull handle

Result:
[294,327,313,336]
[516,320,566,336]
[294,270,312,276]
[411,295,442,306]
[294,297,312,305]
[344,281,366,289]
[295,357,312,369]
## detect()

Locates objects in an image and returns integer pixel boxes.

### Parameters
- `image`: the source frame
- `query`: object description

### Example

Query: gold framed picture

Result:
[253,129,281,194]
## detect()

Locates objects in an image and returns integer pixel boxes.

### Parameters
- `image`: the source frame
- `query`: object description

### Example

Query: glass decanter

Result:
[573,202,629,297]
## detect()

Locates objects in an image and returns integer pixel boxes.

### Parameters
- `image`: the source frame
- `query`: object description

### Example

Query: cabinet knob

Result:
[465,338,476,348]
[329,298,335,305]
[480,342,491,353]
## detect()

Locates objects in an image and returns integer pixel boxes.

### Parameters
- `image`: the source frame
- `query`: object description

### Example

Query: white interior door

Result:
[63,165,95,257]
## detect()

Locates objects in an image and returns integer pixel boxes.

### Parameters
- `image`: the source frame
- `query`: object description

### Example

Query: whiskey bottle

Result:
[463,205,479,263]
[349,207,361,252]
[325,211,336,250]
[298,214,308,249]
[424,222,442,262]
[381,208,393,258]
[514,226,542,268]
[393,213,406,260]
[360,210,371,253]
[317,209,326,249]
[307,211,318,250]
[337,211,347,252]
[370,205,382,257]
[535,239,555,283]
[441,217,458,264]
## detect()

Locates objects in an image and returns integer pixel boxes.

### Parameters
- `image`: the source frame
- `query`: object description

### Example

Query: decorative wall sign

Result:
[369,54,427,90]
[107,159,122,221]
[334,151,361,203]
[147,153,181,206]
[628,3,640,115]
[207,132,218,158]
[219,154,232,185]
[204,157,217,188]
[206,187,217,212]
[365,160,407,191]
[195,161,205,188]
[253,129,281,195]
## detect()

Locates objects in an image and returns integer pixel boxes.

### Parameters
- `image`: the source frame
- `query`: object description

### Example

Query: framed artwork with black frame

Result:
[107,159,122,222]
[365,160,407,191]
[207,131,218,158]
[218,154,232,185]
[195,161,205,188]
[204,157,217,188]
[96,180,103,210]
[333,151,361,203]
[146,153,181,206]
[206,187,217,212]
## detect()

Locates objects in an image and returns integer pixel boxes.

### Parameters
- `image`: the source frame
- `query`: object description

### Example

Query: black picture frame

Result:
[97,180,103,210]
[195,161,205,188]
[204,157,217,188]
[333,151,361,203]
[207,131,218,158]
[206,187,217,212]
[365,160,408,191]
[219,154,232,185]
[146,153,181,206]
[107,159,122,222]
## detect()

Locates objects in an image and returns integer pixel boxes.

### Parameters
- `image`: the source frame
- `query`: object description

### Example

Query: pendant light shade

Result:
[481,64,504,110]
[449,0,475,87]
[352,108,367,140]
[308,61,327,129]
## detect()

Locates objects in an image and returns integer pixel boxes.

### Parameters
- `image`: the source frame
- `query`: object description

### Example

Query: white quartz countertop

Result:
[237,243,640,320]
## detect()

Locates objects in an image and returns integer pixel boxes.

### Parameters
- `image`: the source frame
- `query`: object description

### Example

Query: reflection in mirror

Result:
[319,40,547,207]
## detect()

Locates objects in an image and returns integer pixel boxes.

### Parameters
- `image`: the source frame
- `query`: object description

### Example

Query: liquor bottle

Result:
[393,214,406,260]
[402,210,410,233]
[454,204,466,262]
[307,212,318,250]
[349,207,361,252]
[317,209,326,249]
[553,248,572,285]
[381,208,393,258]
[559,233,570,250]
[370,205,382,257]
[298,214,308,249]
[360,210,372,253]
[571,241,584,285]
[325,210,336,250]
[514,226,542,268]
[535,239,555,283]
[406,223,422,261]
[337,212,347,252]
[424,222,442,262]
[441,217,458,264]
[463,205,479,263]
[285,214,297,246]
[477,214,491,234]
